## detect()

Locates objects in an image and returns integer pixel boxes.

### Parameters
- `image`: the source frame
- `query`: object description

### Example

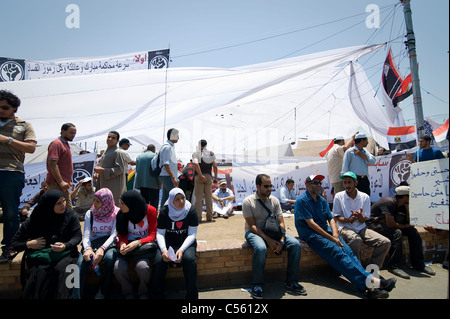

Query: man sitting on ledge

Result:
[294,174,397,299]
[242,173,306,299]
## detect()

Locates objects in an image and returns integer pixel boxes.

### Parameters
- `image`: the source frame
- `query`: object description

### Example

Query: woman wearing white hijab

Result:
[151,188,199,299]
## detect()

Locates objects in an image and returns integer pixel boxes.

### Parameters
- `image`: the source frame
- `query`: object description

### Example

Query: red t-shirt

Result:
[46,137,73,184]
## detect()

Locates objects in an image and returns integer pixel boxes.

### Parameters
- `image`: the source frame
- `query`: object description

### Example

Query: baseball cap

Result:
[219,179,227,185]
[119,138,132,146]
[334,136,344,142]
[340,171,357,180]
[395,185,410,196]
[305,174,325,184]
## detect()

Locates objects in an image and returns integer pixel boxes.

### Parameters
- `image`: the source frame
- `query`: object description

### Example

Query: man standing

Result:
[275,178,297,212]
[94,131,127,205]
[46,123,77,209]
[406,135,444,163]
[332,171,390,268]
[242,174,305,299]
[192,139,218,222]
[159,128,180,207]
[0,90,37,263]
[341,133,376,196]
[325,134,355,195]
[135,144,160,209]
[119,138,136,181]
[367,185,436,279]
[294,174,396,298]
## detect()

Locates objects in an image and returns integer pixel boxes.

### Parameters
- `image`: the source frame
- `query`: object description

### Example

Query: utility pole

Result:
[401,0,425,137]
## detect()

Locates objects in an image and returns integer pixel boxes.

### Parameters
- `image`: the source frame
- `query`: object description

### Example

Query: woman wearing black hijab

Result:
[113,190,157,299]
[11,189,82,299]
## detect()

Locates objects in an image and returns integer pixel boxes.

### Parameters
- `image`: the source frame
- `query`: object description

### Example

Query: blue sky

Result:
[1,0,449,126]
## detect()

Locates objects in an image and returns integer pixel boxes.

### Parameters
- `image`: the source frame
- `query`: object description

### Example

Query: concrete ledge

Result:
[1,227,447,298]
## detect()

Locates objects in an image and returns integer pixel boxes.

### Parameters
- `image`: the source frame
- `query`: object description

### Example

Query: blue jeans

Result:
[0,171,24,252]
[302,227,372,292]
[72,246,117,299]
[159,176,175,209]
[245,231,301,287]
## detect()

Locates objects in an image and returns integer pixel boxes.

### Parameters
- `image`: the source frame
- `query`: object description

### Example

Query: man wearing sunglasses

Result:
[242,173,305,299]
[0,90,37,263]
[294,174,397,298]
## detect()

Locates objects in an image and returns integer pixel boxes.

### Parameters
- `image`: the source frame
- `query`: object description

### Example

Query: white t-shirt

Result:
[332,190,371,232]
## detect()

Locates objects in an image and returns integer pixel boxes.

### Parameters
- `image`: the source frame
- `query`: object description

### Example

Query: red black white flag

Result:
[386,125,417,151]
[382,48,413,107]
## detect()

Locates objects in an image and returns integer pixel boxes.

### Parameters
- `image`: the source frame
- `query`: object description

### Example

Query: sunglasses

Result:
[308,181,322,185]
[1,105,12,110]
[261,184,273,189]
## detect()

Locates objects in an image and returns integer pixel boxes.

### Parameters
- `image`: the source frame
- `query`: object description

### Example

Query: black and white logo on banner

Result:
[148,49,170,69]
[0,58,25,82]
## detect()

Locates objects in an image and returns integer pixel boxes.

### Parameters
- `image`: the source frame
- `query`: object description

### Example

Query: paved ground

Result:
[165,262,448,300]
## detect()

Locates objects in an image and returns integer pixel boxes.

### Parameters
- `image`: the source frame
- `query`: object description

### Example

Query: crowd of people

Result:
[0,89,447,299]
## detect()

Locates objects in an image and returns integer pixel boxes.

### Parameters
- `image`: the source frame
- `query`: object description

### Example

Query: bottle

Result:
[90,255,102,277]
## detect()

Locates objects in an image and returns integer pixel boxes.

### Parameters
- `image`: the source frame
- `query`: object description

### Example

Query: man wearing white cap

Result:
[212,180,235,219]
[341,133,376,196]
[325,134,356,195]
[294,174,397,298]
[367,185,436,279]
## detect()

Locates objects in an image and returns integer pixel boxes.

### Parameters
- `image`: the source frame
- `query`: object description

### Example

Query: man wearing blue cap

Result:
[332,171,390,268]
[341,133,376,196]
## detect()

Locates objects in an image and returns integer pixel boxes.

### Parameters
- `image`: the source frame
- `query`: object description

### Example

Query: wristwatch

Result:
[279,239,285,245]
[8,137,13,145]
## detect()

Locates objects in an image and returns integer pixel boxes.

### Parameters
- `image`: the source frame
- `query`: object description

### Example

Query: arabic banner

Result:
[409,158,449,230]
[20,153,96,207]
[0,49,170,81]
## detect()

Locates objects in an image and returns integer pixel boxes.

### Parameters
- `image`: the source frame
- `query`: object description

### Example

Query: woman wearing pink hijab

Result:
[72,188,119,299]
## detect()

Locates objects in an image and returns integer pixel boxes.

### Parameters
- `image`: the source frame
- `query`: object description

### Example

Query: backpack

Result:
[150,144,169,177]
[150,151,162,176]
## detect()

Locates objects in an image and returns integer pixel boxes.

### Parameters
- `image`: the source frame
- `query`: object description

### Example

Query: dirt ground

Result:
[195,211,298,245]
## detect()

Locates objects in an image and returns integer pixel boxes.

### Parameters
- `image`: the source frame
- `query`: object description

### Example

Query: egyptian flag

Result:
[382,48,413,107]
[432,118,449,143]
[387,126,417,151]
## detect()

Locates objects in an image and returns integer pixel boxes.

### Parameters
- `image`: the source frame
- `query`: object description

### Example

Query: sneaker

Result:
[422,266,436,276]
[367,288,389,299]
[0,250,18,264]
[286,282,307,296]
[388,267,410,279]
[250,286,263,299]
[380,278,397,292]
[223,213,229,219]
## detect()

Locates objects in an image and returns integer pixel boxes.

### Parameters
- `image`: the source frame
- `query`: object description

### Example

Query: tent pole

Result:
[401,0,425,138]
[163,44,170,143]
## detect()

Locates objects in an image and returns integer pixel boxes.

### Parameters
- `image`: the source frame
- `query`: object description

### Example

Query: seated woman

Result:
[113,190,157,299]
[151,188,199,299]
[10,189,81,299]
[72,188,119,299]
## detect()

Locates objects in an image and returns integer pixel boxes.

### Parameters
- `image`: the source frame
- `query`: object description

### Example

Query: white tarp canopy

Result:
[2,43,394,162]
